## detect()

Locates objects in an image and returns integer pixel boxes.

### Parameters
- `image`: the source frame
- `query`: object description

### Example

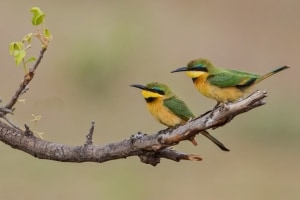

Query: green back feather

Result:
[207,69,259,88]
[163,96,195,121]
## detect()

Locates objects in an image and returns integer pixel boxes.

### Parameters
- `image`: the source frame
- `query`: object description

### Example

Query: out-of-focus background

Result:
[1,1,299,199]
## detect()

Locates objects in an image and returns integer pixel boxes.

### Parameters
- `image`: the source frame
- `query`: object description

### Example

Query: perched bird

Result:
[171,58,289,106]
[130,82,229,151]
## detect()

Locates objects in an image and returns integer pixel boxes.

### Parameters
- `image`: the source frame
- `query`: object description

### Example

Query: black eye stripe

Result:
[192,65,208,72]
[149,89,165,95]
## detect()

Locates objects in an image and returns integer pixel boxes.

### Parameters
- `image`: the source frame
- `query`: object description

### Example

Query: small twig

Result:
[4,48,47,112]
[0,107,14,115]
[137,148,202,166]
[0,48,47,129]
[159,148,202,162]
[31,45,47,72]
[1,116,21,131]
[20,86,29,95]
[85,121,95,146]
[24,124,33,137]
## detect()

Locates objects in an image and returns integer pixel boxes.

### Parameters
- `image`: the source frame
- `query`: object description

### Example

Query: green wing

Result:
[163,96,195,121]
[207,69,259,88]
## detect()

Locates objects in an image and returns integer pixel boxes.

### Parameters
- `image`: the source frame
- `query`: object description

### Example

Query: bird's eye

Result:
[156,90,165,95]
[196,64,203,68]
[193,64,208,72]
[151,87,165,95]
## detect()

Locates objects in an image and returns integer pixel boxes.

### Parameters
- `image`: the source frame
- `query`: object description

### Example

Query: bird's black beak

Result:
[130,84,147,90]
[171,66,188,73]
[172,65,208,73]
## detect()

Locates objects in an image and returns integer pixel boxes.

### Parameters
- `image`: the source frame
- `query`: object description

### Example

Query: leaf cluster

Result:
[9,7,52,74]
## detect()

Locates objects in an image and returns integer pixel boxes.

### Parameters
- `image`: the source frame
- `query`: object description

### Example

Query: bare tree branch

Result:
[0,90,266,166]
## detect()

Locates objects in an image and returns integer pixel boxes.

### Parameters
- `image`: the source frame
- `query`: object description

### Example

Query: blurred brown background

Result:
[1,1,299,199]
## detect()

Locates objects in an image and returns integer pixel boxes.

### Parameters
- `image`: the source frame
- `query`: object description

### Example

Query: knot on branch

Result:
[139,152,161,166]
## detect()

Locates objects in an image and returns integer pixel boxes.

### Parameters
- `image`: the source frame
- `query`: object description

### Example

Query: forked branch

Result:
[0,91,266,166]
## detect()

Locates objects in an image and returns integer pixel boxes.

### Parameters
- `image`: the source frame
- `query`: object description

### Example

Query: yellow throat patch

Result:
[186,71,207,78]
[141,90,163,98]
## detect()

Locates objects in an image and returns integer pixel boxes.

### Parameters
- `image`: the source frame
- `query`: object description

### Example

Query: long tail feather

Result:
[200,130,230,151]
[257,65,290,83]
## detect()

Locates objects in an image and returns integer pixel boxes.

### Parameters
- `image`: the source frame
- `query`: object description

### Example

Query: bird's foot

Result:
[219,101,231,112]
[208,102,221,118]
[158,129,167,135]
[158,127,175,135]
[237,97,244,102]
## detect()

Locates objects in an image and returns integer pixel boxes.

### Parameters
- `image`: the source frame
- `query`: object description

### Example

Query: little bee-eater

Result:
[130,82,229,151]
[172,58,289,105]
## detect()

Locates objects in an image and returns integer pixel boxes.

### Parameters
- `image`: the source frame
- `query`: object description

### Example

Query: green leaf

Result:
[25,57,36,64]
[22,33,33,43]
[30,7,45,26]
[44,28,52,39]
[14,50,26,66]
[9,42,23,55]
[34,14,45,26]
[9,43,15,55]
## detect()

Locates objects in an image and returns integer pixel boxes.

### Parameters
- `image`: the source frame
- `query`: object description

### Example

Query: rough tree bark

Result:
[0,90,266,166]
